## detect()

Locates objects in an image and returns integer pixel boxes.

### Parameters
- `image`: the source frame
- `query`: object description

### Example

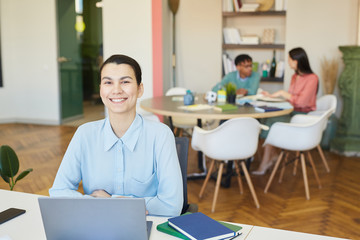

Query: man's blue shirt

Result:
[212,71,260,95]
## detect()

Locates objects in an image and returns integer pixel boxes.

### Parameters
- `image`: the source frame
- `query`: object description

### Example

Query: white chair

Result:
[306,94,337,172]
[264,109,333,200]
[165,87,197,136]
[136,103,160,122]
[191,117,263,212]
[308,94,337,116]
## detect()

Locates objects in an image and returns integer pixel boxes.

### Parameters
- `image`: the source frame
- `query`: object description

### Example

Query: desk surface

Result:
[0,190,347,240]
[140,95,293,120]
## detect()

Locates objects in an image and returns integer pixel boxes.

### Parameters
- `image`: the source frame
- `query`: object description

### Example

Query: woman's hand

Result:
[261,90,270,96]
[90,189,111,198]
[270,90,291,100]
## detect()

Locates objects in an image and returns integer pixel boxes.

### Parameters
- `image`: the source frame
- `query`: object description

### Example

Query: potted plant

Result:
[0,145,33,190]
[225,83,236,104]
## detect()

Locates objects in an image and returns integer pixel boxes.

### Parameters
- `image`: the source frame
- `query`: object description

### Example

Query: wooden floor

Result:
[0,120,359,239]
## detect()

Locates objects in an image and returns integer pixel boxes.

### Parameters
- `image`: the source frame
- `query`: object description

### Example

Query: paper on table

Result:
[178,104,214,111]
[251,101,293,109]
[256,96,286,102]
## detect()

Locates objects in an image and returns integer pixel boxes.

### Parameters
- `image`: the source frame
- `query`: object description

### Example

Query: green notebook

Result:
[156,213,242,239]
[215,104,238,111]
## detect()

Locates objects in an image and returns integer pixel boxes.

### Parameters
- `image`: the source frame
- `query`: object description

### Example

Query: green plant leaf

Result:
[0,145,19,178]
[1,174,10,183]
[15,168,33,183]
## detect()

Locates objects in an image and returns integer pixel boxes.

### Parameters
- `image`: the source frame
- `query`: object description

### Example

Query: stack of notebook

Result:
[157,212,242,240]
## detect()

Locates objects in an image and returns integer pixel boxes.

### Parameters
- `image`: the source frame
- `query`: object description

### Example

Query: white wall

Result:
[0,0,357,124]
[285,0,358,116]
[0,0,60,124]
[102,0,153,100]
[175,0,222,93]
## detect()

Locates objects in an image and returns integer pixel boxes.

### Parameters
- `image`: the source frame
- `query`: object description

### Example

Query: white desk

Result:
[0,190,347,240]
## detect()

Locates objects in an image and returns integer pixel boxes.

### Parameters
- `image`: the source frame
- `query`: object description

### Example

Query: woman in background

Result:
[252,47,318,175]
[50,54,183,216]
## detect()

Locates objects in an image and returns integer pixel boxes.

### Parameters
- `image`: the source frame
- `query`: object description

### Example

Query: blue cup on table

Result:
[184,90,194,105]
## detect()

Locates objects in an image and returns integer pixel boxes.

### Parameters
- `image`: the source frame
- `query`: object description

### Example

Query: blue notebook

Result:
[168,212,236,240]
[254,106,283,112]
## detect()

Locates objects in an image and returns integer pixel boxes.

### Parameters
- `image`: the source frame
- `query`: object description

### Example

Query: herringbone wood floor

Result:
[0,123,359,239]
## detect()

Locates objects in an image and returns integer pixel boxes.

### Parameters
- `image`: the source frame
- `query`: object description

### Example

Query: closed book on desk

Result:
[254,106,283,112]
[168,212,236,240]
[157,215,242,239]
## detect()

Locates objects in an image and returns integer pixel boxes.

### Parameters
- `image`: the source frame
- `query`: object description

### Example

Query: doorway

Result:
[57,0,103,123]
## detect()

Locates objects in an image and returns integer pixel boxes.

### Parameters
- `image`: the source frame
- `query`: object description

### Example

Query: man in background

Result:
[212,54,260,96]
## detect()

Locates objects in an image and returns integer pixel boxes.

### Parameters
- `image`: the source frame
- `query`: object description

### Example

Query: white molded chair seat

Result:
[264,109,332,200]
[192,117,262,212]
[308,94,337,116]
[306,94,337,172]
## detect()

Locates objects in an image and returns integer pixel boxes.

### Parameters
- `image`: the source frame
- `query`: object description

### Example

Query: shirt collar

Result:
[237,71,249,82]
[103,114,142,152]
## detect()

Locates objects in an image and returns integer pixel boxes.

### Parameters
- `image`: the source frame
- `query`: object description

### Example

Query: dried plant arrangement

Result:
[320,56,339,94]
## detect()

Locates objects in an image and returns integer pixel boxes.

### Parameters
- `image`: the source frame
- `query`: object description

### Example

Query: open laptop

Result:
[38,197,152,240]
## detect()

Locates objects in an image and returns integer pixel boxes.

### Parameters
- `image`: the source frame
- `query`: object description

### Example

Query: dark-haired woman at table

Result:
[252,47,318,175]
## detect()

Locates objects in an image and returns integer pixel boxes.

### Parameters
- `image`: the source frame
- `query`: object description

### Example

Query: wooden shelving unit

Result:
[222,10,286,17]
[223,43,285,50]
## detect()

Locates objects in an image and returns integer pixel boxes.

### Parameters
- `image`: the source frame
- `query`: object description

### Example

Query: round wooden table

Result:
[140,95,293,120]
[140,95,293,179]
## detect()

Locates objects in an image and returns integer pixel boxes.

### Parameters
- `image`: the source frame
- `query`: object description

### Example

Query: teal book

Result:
[157,213,242,239]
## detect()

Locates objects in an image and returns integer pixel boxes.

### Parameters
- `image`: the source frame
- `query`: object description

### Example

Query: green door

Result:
[57,0,83,120]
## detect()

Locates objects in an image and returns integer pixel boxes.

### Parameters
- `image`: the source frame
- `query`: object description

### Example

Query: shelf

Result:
[261,77,284,83]
[223,44,285,50]
[223,11,286,17]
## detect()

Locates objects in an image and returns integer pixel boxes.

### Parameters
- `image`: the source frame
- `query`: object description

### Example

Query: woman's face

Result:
[288,55,298,70]
[100,63,143,116]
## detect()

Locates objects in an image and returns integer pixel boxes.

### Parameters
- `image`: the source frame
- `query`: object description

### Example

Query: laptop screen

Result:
[38,197,151,240]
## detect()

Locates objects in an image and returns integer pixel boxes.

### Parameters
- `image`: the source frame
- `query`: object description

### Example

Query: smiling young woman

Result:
[49,54,183,217]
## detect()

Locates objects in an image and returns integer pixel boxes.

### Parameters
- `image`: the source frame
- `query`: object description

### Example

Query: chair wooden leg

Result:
[279,152,289,183]
[241,161,260,208]
[265,151,284,193]
[199,160,215,198]
[317,144,330,173]
[300,153,310,200]
[211,162,224,213]
[178,128,183,137]
[307,152,322,189]
[234,161,243,194]
[292,151,299,176]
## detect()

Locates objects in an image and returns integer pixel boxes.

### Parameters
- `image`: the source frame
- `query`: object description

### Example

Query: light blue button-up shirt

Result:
[49,114,183,217]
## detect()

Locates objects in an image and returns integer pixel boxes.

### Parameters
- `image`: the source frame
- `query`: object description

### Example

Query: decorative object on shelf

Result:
[262,28,275,44]
[320,56,339,94]
[240,3,260,12]
[257,0,275,11]
[331,46,360,156]
[225,83,236,103]
[269,50,277,77]
[0,145,33,191]
[261,60,270,77]
[241,35,260,44]
[168,0,180,87]
[275,60,285,78]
